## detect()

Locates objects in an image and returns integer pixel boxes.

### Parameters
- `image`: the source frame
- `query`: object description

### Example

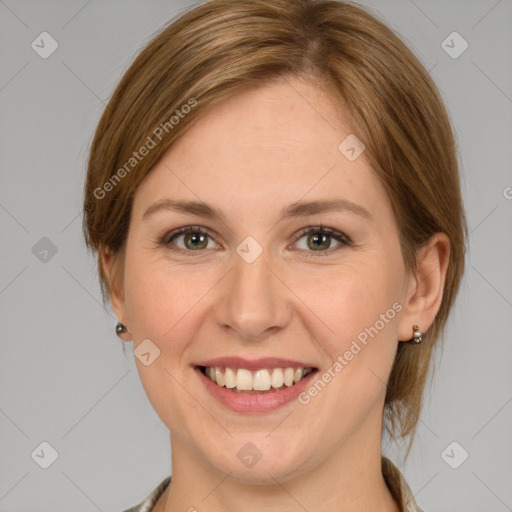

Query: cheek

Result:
[123,250,209,345]
[121,252,211,429]
[299,255,403,407]
[307,258,400,339]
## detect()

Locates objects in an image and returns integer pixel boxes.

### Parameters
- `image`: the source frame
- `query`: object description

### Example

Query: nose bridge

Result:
[214,245,291,340]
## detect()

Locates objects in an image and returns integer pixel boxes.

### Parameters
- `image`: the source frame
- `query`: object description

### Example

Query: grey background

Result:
[1,1,511,511]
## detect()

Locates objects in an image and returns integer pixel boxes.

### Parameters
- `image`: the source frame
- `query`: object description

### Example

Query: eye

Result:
[160,226,219,253]
[292,225,352,258]
[159,224,352,257]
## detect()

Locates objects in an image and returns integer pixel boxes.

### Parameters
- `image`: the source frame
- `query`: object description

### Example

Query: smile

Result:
[194,356,319,412]
[199,366,316,394]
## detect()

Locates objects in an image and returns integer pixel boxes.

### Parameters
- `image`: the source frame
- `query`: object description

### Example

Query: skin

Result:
[102,76,449,512]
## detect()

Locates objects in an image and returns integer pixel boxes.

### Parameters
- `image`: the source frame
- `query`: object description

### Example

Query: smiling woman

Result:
[82,1,467,511]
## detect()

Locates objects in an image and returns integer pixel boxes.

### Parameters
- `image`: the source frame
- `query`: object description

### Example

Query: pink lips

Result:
[194,357,318,413]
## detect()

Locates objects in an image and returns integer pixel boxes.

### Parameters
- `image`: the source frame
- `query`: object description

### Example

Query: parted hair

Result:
[83,0,468,460]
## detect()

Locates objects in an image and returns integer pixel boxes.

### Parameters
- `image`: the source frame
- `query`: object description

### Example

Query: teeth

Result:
[202,365,313,392]
[283,368,295,386]
[235,369,253,390]
[253,369,271,391]
[271,368,284,388]
[215,367,224,387]
[224,367,236,388]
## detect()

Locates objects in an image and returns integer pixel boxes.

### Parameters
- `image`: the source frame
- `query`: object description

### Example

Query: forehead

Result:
[169,77,357,166]
[132,78,391,223]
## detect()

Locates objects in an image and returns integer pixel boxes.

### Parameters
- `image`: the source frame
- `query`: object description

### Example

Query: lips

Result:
[193,357,319,413]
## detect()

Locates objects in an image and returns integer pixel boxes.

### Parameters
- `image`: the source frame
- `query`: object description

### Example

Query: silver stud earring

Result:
[411,324,423,344]
[116,322,127,337]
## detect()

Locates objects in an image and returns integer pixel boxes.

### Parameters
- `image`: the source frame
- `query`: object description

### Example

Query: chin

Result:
[211,457,306,485]
[199,434,313,484]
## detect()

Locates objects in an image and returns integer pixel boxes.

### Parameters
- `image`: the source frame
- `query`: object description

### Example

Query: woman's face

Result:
[109,77,415,483]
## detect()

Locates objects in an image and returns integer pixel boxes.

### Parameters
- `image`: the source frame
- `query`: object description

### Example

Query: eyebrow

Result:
[142,198,372,222]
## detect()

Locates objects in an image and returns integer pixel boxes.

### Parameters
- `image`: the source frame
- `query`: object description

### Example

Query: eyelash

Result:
[158,224,352,259]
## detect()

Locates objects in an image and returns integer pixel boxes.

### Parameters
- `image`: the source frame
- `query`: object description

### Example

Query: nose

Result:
[213,248,292,341]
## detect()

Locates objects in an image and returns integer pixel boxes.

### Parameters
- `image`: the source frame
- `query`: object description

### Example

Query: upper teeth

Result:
[204,366,312,391]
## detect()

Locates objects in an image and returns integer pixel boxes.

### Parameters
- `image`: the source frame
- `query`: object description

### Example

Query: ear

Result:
[398,233,450,342]
[101,244,131,341]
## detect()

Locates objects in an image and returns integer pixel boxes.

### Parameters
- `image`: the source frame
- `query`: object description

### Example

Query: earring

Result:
[411,324,423,344]
[116,322,127,337]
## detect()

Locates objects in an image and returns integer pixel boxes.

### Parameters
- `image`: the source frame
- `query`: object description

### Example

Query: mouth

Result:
[196,365,318,394]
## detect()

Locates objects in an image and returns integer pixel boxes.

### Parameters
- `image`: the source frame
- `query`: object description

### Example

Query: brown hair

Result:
[83,0,468,460]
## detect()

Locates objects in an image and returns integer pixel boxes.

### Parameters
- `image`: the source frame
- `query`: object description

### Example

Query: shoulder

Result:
[120,476,171,512]
[382,456,426,512]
